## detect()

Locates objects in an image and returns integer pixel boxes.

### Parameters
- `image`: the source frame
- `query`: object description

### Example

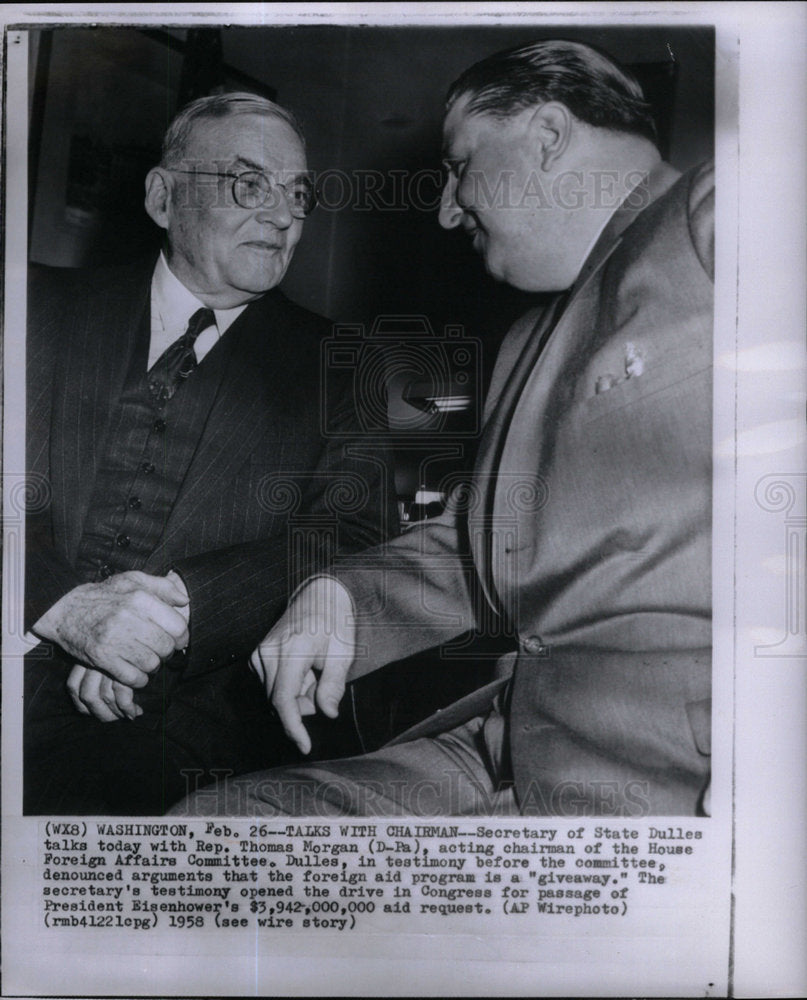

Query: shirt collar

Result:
[566,160,682,300]
[153,253,249,336]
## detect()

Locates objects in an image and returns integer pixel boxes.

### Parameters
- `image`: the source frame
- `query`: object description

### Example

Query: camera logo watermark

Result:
[320,315,482,439]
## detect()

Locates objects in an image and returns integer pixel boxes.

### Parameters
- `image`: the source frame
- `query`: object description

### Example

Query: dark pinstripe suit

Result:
[24,258,396,814]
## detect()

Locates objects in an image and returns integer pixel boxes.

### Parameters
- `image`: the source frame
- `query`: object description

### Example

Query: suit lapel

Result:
[468,294,571,614]
[157,291,299,549]
[566,159,682,300]
[468,161,683,612]
[50,260,152,562]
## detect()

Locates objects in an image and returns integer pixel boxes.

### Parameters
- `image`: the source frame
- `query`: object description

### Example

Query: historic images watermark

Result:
[169,164,654,215]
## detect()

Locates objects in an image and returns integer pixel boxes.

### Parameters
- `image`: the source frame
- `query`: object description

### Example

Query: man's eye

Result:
[286,184,311,208]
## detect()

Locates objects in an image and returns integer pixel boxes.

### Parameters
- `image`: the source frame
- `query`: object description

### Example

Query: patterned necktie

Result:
[148,307,215,404]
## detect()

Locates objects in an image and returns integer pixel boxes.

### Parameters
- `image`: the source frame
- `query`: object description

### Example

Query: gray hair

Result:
[160,91,306,167]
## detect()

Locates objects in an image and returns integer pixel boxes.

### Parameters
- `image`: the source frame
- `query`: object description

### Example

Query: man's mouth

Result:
[242,240,283,251]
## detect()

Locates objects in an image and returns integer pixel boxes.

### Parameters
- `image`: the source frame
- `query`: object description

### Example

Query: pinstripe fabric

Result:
[26,258,395,671]
[24,259,397,813]
[74,313,234,578]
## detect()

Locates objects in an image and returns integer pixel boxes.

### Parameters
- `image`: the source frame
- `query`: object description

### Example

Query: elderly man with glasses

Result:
[24,93,395,815]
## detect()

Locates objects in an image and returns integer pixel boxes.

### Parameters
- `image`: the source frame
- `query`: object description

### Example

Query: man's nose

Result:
[255,187,294,228]
[438,175,463,230]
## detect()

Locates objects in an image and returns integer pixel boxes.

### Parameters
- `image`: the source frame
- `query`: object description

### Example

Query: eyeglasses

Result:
[168,169,317,218]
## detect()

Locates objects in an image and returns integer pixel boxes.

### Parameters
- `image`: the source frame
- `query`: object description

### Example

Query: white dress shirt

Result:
[148,253,248,370]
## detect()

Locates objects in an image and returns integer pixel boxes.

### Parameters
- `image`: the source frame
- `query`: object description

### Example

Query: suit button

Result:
[99,563,113,579]
[227,652,238,663]
[153,418,166,433]
[141,461,155,474]
[128,496,142,509]
[521,634,548,656]
[207,656,217,667]
[116,533,130,548]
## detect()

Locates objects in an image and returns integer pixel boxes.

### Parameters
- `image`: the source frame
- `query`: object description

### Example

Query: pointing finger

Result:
[315,654,352,719]
[272,640,317,755]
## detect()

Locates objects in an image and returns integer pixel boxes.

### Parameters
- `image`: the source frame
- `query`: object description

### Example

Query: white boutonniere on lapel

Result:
[624,341,645,378]
[594,341,646,395]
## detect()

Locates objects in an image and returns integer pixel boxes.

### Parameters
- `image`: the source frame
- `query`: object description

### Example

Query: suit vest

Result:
[75,313,233,581]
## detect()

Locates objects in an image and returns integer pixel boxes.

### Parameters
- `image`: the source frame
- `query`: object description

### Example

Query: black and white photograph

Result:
[1,2,804,996]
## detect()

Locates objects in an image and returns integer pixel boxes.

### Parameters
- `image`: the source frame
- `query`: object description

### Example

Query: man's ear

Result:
[144,168,173,230]
[530,102,573,171]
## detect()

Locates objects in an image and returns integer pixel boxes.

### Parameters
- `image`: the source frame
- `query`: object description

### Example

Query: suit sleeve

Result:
[326,304,562,681]
[687,160,714,281]
[24,516,85,631]
[173,372,399,675]
[24,266,86,631]
[331,486,481,681]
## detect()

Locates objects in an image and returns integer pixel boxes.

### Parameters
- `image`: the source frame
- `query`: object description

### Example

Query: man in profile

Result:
[25,92,394,814]
[176,40,713,818]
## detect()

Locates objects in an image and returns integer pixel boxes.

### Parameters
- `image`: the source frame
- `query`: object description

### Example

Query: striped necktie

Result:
[148,307,215,404]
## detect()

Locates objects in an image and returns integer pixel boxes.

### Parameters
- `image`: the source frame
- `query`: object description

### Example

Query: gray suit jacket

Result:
[335,160,714,816]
